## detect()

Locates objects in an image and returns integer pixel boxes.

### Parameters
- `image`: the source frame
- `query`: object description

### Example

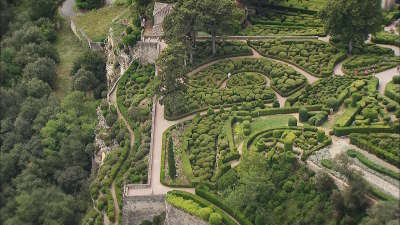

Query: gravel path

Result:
[376,67,399,94]
[60,0,76,17]
[111,182,120,224]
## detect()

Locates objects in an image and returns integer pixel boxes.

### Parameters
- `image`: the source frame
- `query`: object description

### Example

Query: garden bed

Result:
[342,45,400,76]
[249,40,346,77]
[349,133,400,168]
[189,57,307,97]
[372,31,400,46]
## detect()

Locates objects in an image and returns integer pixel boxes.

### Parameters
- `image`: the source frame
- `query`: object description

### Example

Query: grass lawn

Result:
[54,19,87,98]
[250,115,295,134]
[279,0,327,11]
[73,5,125,42]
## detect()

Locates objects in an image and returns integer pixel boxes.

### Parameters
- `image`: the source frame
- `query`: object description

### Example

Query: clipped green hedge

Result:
[333,125,397,136]
[334,106,361,127]
[347,149,400,180]
[195,188,253,225]
[168,190,238,225]
[349,134,400,166]
[385,81,400,103]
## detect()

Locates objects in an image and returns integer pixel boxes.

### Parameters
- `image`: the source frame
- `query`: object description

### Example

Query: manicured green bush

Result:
[168,137,176,179]
[195,188,253,225]
[209,212,222,225]
[343,45,400,76]
[347,149,400,180]
[299,107,308,122]
[393,75,400,84]
[199,207,213,220]
[288,117,297,126]
[349,134,400,166]
[249,40,345,77]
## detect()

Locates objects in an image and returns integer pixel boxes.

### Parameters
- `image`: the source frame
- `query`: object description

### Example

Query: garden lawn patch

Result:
[189,57,307,97]
[250,115,296,134]
[249,39,346,77]
[54,20,87,98]
[72,5,126,42]
[342,45,400,76]
[278,0,327,11]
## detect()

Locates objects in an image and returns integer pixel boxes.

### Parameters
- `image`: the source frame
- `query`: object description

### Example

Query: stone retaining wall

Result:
[122,195,165,225]
[165,202,209,225]
[70,20,103,51]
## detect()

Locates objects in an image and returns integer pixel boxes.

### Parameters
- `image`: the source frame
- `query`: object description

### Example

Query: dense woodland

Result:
[0,0,105,224]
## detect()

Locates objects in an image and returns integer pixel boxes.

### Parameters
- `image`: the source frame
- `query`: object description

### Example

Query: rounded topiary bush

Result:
[352,93,362,106]
[393,75,400,84]
[273,100,280,108]
[299,107,308,122]
[199,207,213,220]
[209,213,222,225]
[288,117,297,126]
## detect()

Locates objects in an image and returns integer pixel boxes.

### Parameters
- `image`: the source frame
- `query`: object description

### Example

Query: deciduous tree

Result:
[320,0,383,53]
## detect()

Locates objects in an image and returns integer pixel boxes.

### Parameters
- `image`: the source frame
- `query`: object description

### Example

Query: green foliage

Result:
[347,149,400,180]
[288,117,297,126]
[168,137,177,179]
[220,153,338,225]
[199,207,213,220]
[249,40,345,77]
[342,45,400,76]
[320,0,383,53]
[76,0,105,10]
[299,107,308,122]
[71,50,106,98]
[209,213,223,225]
[349,133,400,167]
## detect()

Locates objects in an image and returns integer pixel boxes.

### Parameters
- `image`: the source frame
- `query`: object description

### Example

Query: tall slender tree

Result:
[320,0,383,54]
[163,0,199,65]
[198,0,242,55]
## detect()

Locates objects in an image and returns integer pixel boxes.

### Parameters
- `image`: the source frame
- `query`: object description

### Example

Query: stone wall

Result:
[137,41,160,64]
[382,0,395,10]
[70,20,103,51]
[122,195,165,225]
[165,202,209,225]
[152,2,174,36]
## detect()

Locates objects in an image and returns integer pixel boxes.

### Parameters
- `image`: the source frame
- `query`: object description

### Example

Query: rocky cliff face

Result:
[105,29,139,89]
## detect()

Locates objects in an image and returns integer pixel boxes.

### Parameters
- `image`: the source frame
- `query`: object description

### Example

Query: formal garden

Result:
[249,40,346,77]
[2,0,400,224]
[189,58,307,96]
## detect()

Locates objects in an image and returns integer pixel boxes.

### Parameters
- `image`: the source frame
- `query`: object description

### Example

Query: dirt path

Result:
[333,59,346,76]
[110,182,120,225]
[375,67,399,94]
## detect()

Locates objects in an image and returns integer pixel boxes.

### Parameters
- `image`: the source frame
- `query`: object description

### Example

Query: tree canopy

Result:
[320,0,383,53]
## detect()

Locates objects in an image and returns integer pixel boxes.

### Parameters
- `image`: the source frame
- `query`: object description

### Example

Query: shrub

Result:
[209,213,223,225]
[273,100,280,108]
[288,117,297,126]
[393,75,400,84]
[386,102,397,112]
[199,207,213,220]
[344,98,351,107]
[299,107,308,122]
[168,137,176,179]
[352,93,362,106]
